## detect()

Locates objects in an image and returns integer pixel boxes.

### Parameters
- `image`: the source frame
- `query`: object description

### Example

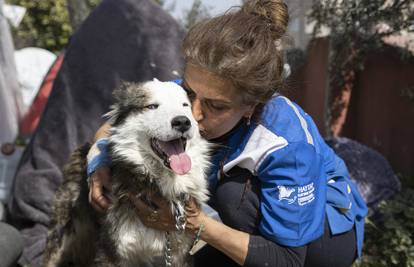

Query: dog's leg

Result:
[43,228,72,267]
[92,247,119,267]
[44,144,95,267]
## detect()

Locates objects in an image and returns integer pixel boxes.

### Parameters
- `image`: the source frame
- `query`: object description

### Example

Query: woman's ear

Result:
[243,104,257,118]
[243,104,257,125]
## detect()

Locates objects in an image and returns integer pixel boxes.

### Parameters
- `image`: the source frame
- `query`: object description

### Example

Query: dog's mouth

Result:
[150,137,191,175]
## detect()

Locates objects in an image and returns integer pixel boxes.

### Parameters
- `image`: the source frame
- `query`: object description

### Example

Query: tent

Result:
[19,54,64,136]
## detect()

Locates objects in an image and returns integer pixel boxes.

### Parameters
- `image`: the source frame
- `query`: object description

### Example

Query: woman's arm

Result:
[93,122,111,141]
[88,122,112,212]
[190,212,250,265]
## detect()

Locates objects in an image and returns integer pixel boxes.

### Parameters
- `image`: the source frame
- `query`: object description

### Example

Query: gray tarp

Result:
[326,137,401,207]
[8,0,184,265]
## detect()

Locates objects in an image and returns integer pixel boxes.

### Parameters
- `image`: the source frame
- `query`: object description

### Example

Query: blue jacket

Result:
[207,95,368,257]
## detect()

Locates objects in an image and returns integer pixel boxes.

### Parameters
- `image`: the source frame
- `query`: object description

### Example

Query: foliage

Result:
[67,0,101,32]
[399,174,414,189]
[182,0,211,31]
[309,0,414,135]
[9,0,100,52]
[354,187,414,267]
[310,0,414,85]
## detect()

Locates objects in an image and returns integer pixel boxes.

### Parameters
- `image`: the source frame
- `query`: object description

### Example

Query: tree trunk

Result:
[329,70,355,136]
[327,43,358,137]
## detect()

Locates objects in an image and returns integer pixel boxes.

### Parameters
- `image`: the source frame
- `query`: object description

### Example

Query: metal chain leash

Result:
[164,231,173,267]
[164,194,188,267]
[174,200,187,233]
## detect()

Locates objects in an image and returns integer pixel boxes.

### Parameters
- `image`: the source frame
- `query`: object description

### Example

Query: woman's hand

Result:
[89,122,112,212]
[129,194,208,234]
[130,192,176,232]
[185,197,207,234]
[88,166,112,212]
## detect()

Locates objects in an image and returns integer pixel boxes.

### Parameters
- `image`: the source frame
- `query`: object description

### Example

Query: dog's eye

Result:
[183,103,189,107]
[146,104,159,110]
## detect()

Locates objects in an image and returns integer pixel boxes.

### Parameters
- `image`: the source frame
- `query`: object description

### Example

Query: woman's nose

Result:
[192,98,204,122]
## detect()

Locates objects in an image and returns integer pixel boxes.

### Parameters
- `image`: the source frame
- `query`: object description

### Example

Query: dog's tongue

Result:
[169,154,191,175]
[159,139,191,175]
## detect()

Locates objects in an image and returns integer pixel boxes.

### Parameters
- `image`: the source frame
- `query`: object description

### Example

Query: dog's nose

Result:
[171,116,191,133]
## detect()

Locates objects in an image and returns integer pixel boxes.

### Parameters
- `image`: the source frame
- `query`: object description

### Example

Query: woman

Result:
[88,1,367,266]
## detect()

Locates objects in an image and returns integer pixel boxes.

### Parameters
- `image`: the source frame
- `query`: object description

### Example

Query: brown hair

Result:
[182,0,289,110]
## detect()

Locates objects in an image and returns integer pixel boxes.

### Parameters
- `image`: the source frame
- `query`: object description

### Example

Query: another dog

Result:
[44,80,210,267]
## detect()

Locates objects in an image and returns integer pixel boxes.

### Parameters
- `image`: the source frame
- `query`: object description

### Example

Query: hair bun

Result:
[242,0,289,38]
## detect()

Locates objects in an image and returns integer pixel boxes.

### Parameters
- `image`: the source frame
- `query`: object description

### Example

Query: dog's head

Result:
[106,79,200,175]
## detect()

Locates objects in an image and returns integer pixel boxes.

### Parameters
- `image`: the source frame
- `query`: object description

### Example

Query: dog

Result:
[43,79,211,267]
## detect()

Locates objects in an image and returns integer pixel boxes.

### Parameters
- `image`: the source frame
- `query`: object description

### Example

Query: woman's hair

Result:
[182,0,289,110]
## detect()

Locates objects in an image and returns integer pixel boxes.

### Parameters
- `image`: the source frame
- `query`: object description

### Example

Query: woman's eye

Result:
[208,102,227,111]
[146,104,159,109]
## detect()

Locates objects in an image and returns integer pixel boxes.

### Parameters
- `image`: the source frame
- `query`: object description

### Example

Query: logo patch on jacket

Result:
[277,183,316,205]
[277,186,297,204]
[298,182,315,206]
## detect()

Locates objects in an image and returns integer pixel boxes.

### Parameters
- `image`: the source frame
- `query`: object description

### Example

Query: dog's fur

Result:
[43,80,210,267]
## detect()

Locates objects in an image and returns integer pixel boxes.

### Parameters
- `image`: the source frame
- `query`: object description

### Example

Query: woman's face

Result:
[183,64,254,140]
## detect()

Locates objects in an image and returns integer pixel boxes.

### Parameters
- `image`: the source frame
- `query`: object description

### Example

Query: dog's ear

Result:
[104,81,148,125]
[112,81,135,104]
[153,78,160,82]
[104,104,122,126]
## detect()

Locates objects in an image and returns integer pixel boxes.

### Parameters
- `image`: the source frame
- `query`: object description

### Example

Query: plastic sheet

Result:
[0,0,24,144]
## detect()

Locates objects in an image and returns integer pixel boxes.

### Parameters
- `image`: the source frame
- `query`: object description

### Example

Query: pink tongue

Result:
[158,139,192,175]
[169,153,192,175]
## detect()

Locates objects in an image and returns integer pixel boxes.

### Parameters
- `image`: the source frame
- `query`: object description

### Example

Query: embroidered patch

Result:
[298,182,315,206]
[277,185,297,204]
